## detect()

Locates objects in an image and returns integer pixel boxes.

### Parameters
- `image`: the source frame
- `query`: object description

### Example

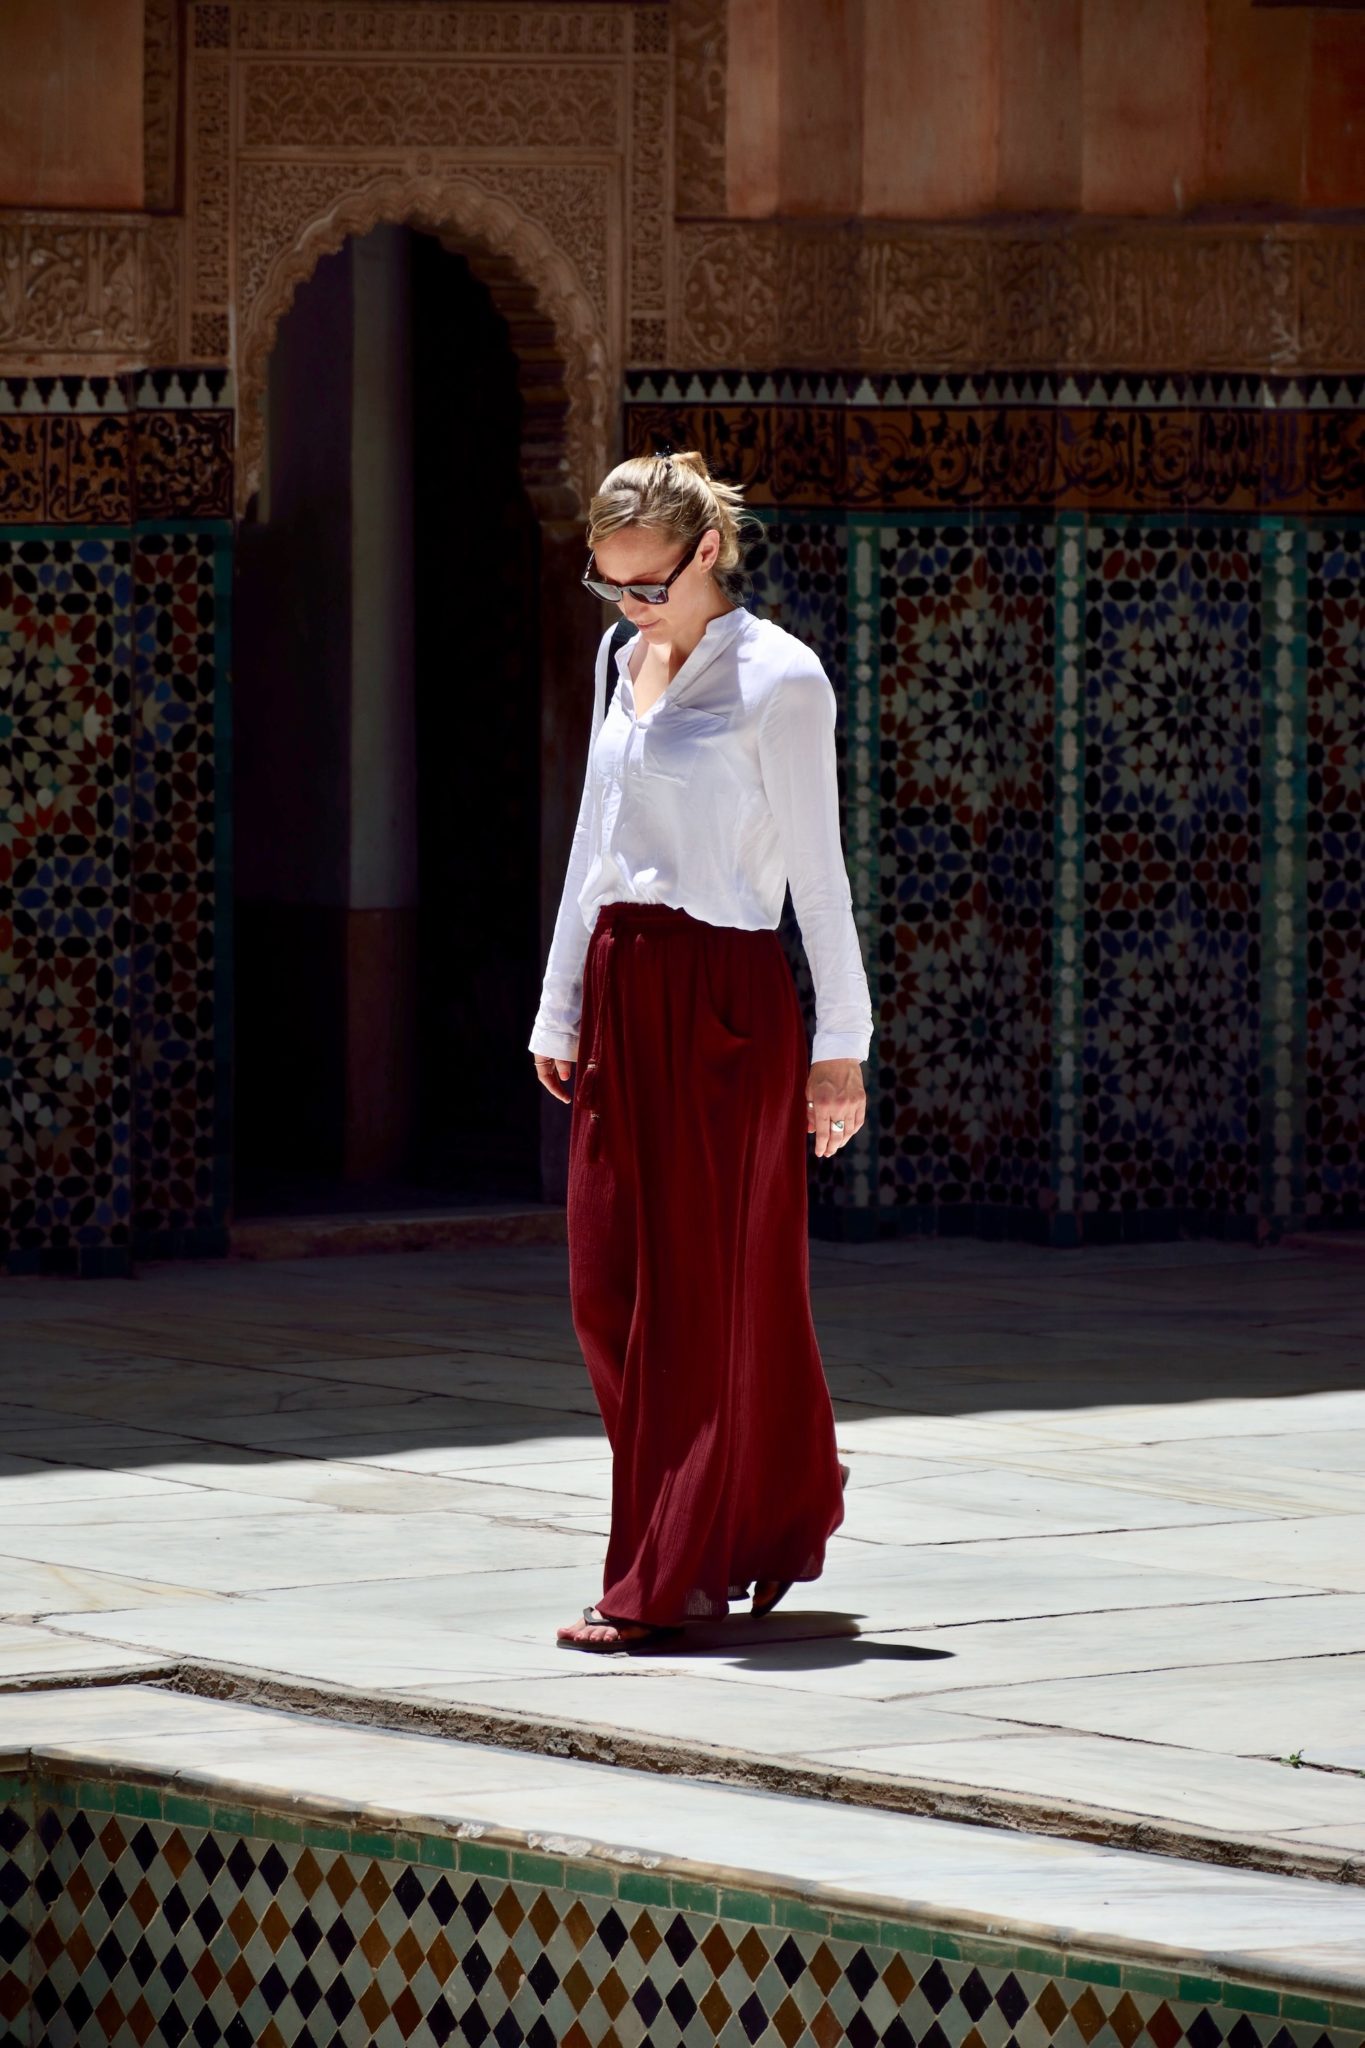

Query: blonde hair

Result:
[587,449,759,602]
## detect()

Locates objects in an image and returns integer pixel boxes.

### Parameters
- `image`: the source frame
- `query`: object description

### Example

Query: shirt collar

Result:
[616,605,751,700]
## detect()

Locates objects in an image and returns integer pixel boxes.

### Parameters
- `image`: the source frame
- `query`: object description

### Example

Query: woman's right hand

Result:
[533,1054,576,1104]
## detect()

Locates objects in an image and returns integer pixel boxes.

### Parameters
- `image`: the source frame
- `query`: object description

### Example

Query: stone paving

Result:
[1,1237,1363,1873]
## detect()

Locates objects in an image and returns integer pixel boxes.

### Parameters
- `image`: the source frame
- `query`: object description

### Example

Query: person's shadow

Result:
[633,1610,955,1669]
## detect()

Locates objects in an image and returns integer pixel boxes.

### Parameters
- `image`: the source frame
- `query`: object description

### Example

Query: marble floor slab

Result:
[988,1515,1365,1591]
[943,1652,1365,1752]
[799,1729,1365,1833]
[1,1237,1362,1874]
[0,1506,606,1594]
[0,1621,168,1682]
[3,1685,1365,1994]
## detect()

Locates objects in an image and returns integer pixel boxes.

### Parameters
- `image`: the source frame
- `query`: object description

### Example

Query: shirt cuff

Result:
[528,1026,581,1061]
[811,1029,871,1065]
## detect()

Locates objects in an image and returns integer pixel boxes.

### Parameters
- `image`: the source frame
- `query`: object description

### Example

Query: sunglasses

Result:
[581,530,704,605]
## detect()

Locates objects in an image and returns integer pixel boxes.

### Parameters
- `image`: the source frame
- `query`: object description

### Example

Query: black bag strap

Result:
[605,617,638,713]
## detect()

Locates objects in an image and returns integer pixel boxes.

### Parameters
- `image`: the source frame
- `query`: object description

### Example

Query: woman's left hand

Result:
[806,1059,866,1158]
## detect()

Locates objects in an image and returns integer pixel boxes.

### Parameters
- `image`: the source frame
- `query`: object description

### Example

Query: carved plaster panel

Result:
[467,165,611,325]
[673,0,726,219]
[189,54,230,307]
[236,161,403,317]
[628,14,669,351]
[235,173,609,520]
[236,157,610,329]
[143,0,183,213]
[240,61,622,150]
[143,217,186,363]
[672,221,1365,375]
[0,222,142,356]
[233,6,627,55]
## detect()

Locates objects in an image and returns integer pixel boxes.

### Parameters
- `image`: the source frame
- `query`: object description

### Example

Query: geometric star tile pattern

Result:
[130,530,230,1260]
[3,374,1363,1262]
[0,536,136,1271]
[1305,528,1365,1225]
[734,503,1354,1246]
[0,525,231,1276]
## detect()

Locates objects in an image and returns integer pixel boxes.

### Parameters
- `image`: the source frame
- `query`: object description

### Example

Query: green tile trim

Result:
[162,1793,214,1830]
[0,1777,27,1802]
[1050,510,1087,1241]
[211,1803,256,1837]
[1064,1955,1124,1988]
[1122,1964,1185,2000]
[351,1829,397,1860]
[298,1819,351,1854]
[952,1932,1027,1969]
[1258,516,1310,1226]
[775,1898,830,1936]
[248,1809,304,1846]
[210,523,235,1234]
[513,1851,566,1890]
[0,520,234,543]
[879,1921,934,1955]
[1179,1974,1227,2006]
[458,1841,510,1879]
[1222,1982,1281,2016]
[845,515,882,1212]
[114,1782,163,1819]
[1328,2002,1365,2037]
[564,1862,615,1898]
[618,1870,670,1908]
[671,1879,718,1917]
[1282,1993,1333,2026]
[835,1913,883,1946]
[720,1887,774,1926]
[1018,1945,1072,1978]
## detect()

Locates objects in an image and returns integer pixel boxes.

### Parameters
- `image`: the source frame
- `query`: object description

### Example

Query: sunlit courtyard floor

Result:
[2,1235,1364,1878]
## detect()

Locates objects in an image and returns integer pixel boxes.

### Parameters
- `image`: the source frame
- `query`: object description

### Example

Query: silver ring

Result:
[830,1119,845,1133]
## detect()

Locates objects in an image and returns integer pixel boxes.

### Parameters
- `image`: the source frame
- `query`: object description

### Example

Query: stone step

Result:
[229,1203,568,1261]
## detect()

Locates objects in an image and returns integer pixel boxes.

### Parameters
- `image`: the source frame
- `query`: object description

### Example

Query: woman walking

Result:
[529,450,871,1652]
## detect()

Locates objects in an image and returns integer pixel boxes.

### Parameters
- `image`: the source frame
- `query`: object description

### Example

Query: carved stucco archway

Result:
[235,172,612,523]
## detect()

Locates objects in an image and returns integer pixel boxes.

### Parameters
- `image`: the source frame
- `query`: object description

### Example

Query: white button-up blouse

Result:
[528,604,873,1066]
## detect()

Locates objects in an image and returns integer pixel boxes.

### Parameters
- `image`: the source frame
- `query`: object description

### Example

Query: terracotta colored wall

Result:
[725,0,1365,219]
[862,0,998,219]
[0,0,143,210]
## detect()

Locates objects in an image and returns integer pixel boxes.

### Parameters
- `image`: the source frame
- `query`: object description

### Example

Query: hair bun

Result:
[588,448,760,605]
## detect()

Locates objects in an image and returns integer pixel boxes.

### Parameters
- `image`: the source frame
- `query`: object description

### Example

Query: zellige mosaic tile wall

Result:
[628,372,1365,1246]
[0,374,233,1277]
[4,1771,1364,2048]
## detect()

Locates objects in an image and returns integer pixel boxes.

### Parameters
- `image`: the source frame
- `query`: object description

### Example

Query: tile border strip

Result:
[625,369,1365,412]
[1259,519,1310,1231]
[846,517,881,1210]
[1050,514,1086,1245]
[5,1761,1365,2026]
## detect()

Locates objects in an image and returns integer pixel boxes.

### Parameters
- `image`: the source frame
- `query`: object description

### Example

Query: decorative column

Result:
[346,224,419,1182]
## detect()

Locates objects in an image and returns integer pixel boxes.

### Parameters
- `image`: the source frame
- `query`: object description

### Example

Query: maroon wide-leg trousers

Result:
[566,899,845,1626]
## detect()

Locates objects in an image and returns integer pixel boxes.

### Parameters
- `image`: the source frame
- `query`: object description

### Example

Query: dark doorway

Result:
[409,231,542,1201]
[232,226,542,1219]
